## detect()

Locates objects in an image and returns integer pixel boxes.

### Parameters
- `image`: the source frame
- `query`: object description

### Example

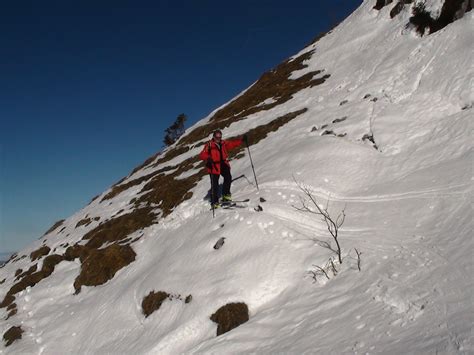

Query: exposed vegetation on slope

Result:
[178,50,328,147]
[0,255,65,312]
[73,244,136,294]
[409,0,472,35]
[373,0,472,32]
[142,291,170,318]
[210,302,249,336]
[30,246,51,261]
[42,219,65,237]
[3,326,23,347]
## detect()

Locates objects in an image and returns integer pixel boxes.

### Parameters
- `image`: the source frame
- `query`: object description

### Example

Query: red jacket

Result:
[199,138,242,175]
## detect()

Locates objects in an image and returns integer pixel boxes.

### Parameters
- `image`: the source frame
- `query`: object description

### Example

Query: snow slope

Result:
[1,1,472,353]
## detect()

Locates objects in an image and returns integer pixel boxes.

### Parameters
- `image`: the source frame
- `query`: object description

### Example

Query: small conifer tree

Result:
[163,113,187,147]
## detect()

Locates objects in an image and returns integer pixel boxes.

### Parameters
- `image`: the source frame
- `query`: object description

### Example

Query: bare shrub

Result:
[308,257,340,282]
[293,180,365,282]
[293,180,345,264]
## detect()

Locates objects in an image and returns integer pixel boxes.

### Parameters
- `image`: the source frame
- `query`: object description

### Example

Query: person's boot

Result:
[222,194,232,202]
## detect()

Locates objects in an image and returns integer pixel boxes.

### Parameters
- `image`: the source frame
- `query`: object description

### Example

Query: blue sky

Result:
[0,0,362,254]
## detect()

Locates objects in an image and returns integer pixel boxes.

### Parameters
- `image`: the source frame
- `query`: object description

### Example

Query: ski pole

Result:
[209,173,215,218]
[245,140,259,190]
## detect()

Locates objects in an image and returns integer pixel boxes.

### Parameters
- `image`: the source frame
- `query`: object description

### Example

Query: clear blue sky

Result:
[0,0,361,254]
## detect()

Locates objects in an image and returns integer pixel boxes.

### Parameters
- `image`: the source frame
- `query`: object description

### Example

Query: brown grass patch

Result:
[210,302,249,336]
[0,255,64,309]
[101,171,158,202]
[232,109,308,154]
[151,146,191,168]
[42,219,65,236]
[75,217,92,228]
[82,208,155,249]
[3,326,23,347]
[142,291,169,317]
[15,264,38,281]
[178,50,328,147]
[409,0,471,35]
[133,166,203,218]
[102,164,179,203]
[64,244,87,262]
[374,0,394,10]
[73,244,136,294]
[30,246,51,261]
[6,303,17,319]
[390,1,405,18]
[130,151,163,175]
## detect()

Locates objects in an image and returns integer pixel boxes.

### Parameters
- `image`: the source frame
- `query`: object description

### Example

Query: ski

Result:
[221,198,250,204]
[221,202,247,209]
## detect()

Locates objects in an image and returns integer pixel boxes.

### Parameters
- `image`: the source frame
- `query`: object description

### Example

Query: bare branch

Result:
[336,209,346,229]
[354,248,362,272]
[329,258,338,276]
[308,264,331,283]
[293,178,345,264]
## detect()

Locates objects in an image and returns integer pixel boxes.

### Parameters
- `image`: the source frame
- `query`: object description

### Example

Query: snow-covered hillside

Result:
[1,1,472,353]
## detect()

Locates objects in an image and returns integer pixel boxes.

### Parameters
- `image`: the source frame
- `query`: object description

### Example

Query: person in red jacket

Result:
[199,130,247,208]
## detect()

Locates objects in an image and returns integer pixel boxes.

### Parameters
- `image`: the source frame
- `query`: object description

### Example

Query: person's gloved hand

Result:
[206,158,213,169]
[242,134,248,144]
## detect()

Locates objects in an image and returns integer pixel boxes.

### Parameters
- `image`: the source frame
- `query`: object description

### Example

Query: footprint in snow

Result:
[258,222,269,229]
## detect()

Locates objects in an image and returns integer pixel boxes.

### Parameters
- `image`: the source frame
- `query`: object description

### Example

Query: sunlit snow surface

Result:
[1,1,472,354]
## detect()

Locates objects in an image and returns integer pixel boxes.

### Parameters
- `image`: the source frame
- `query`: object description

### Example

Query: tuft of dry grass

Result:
[42,220,65,237]
[15,264,38,281]
[73,244,136,294]
[82,208,155,249]
[373,0,394,10]
[30,246,51,261]
[142,291,169,318]
[210,302,249,336]
[101,171,159,202]
[6,302,17,319]
[0,255,65,310]
[3,326,23,347]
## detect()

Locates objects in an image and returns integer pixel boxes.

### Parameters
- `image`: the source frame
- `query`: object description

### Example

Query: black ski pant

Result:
[210,163,232,204]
